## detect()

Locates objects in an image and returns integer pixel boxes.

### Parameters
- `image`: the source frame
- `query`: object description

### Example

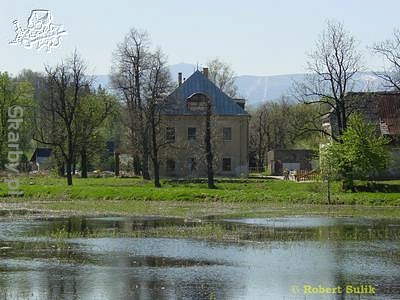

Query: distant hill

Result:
[93,63,387,107]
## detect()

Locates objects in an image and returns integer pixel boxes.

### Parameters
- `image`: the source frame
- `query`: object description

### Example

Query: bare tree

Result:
[249,100,291,167]
[373,29,400,91]
[204,95,216,189]
[145,49,172,187]
[294,20,362,141]
[249,106,268,170]
[207,58,238,97]
[249,99,322,170]
[112,28,151,180]
[34,51,91,185]
[203,60,237,187]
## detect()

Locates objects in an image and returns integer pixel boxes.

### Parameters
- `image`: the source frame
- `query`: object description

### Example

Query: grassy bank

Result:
[1,176,400,218]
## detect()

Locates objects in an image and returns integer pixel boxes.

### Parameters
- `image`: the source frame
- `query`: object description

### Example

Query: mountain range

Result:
[94,63,388,107]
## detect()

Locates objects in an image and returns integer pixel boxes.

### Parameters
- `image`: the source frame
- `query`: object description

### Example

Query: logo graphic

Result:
[9,9,67,52]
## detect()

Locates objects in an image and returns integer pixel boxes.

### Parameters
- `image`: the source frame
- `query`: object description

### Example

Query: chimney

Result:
[178,72,182,86]
[203,67,209,78]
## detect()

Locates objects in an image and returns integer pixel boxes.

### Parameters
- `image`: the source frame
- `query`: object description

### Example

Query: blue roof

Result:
[161,70,248,116]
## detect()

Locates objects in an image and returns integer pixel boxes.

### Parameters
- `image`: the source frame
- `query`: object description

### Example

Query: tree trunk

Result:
[150,113,161,188]
[153,161,161,187]
[66,129,74,185]
[57,162,65,177]
[114,152,120,176]
[142,151,151,180]
[341,164,354,192]
[141,115,151,180]
[257,127,264,171]
[134,66,151,181]
[133,154,141,175]
[327,177,331,204]
[81,148,88,178]
[336,101,344,139]
[66,160,73,186]
[205,99,215,189]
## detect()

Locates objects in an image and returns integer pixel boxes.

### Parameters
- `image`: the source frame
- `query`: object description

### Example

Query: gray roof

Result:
[161,70,248,116]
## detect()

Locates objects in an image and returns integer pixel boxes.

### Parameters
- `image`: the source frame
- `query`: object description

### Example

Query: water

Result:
[0,216,399,299]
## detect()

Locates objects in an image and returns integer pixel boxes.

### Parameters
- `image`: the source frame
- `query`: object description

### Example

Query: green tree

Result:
[323,114,390,191]
[75,87,118,178]
[0,72,33,168]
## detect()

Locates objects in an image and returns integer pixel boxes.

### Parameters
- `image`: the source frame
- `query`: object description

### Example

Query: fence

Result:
[290,170,320,181]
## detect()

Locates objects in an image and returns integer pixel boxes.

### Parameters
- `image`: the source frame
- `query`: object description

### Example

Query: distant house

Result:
[30,148,53,171]
[267,149,316,176]
[158,68,249,177]
[322,91,400,178]
[322,91,400,140]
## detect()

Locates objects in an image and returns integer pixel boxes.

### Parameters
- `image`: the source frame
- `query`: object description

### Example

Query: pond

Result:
[0,216,399,299]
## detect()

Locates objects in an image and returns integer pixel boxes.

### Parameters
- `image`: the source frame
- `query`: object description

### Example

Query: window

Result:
[187,158,196,171]
[223,127,232,141]
[166,159,175,172]
[187,93,208,112]
[222,158,231,171]
[188,127,196,140]
[166,127,175,142]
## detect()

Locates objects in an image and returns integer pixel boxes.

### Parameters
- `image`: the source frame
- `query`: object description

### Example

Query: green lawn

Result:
[1,176,400,218]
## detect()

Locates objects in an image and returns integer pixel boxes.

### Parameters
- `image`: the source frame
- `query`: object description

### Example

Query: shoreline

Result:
[1,200,400,220]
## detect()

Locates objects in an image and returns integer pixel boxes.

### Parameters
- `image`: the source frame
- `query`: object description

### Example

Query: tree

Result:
[295,20,363,141]
[0,72,33,169]
[145,49,172,187]
[249,99,320,170]
[75,87,118,178]
[323,114,390,191]
[204,95,216,189]
[112,28,152,180]
[249,105,268,170]
[205,59,238,187]
[373,29,400,91]
[34,51,92,185]
[207,58,238,97]
[112,28,173,186]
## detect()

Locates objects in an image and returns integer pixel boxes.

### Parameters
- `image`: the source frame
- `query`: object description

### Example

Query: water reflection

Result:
[0,216,398,299]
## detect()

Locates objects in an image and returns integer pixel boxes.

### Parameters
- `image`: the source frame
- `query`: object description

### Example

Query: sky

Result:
[1,0,399,77]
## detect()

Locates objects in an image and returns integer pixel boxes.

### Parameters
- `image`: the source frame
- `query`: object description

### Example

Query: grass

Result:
[0,175,400,218]
[29,221,400,243]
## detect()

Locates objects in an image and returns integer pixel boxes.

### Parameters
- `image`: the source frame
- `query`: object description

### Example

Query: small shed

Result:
[267,149,316,175]
[30,148,53,170]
